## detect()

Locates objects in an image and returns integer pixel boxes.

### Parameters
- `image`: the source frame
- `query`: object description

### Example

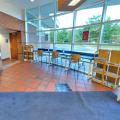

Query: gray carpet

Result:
[0,92,119,120]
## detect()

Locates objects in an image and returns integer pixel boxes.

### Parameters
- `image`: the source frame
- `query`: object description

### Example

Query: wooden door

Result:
[10,32,18,59]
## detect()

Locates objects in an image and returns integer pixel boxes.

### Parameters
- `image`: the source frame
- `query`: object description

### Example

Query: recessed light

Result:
[30,0,35,2]
[68,0,81,6]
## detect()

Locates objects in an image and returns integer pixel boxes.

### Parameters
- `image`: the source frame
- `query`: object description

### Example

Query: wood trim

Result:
[58,0,86,11]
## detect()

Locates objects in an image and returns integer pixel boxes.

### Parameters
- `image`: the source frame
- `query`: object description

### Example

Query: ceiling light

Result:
[30,0,35,2]
[68,0,81,6]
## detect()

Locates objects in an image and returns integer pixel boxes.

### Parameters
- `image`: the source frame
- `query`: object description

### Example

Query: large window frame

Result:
[25,0,120,52]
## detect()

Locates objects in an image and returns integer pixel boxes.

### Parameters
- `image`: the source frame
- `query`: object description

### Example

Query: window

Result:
[39,31,54,44]
[56,13,73,29]
[73,44,97,53]
[26,22,39,44]
[100,45,120,51]
[76,4,103,26]
[55,29,72,50]
[75,24,100,44]
[40,17,55,30]
[102,22,120,44]
[105,0,120,21]
[25,0,120,54]
[56,29,72,44]
[40,2,55,18]
[26,7,40,21]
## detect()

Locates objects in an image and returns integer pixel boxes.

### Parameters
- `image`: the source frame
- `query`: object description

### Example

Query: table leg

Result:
[48,52,52,65]
[64,56,69,70]
[117,87,120,102]
[88,60,93,80]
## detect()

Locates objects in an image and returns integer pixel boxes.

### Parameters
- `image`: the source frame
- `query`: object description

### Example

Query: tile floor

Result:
[0,62,113,92]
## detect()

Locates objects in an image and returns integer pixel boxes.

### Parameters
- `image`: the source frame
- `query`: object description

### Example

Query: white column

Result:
[72,11,77,51]
[98,0,107,50]
[25,9,28,44]
[53,0,57,50]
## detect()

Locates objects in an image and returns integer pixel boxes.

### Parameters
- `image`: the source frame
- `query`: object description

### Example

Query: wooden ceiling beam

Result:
[58,0,87,11]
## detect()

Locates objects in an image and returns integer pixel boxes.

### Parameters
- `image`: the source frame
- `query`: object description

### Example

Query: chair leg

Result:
[84,63,85,73]
[69,61,71,69]
[74,63,76,71]
[41,56,42,62]
[46,55,47,63]
[61,58,63,66]
[56,58,58,65]
[38,56,40,63]
[78,62,79,71]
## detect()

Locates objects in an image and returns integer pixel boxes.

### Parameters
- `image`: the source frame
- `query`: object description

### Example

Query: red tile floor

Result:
[0,62,113,92]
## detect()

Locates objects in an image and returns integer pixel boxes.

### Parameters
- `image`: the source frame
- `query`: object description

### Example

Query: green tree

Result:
[52,15,120,44]
[57,30,72,44]
[50,31,54,43]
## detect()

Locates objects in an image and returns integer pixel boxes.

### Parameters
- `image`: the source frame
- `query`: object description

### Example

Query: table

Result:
[59,53,71,70]
[36,49,96,78]
[44,51,52,64]
[81,56,94,79]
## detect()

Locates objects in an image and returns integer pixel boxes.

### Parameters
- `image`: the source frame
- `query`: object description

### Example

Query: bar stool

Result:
[69,54,82,71]
[51,51,59,65]
[37,50,43,62]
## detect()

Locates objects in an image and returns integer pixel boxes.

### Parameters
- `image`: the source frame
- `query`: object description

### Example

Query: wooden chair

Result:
[69,54,82,71]
[92,49,110,84]
[94,49,110,64]
[37,50,43,62]
[106,50,120,88]
[51,51,59,64]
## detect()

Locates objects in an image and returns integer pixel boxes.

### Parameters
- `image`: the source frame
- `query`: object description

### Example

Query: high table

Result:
[81,56,94,79]
[60,53,94,78]
[44,51,52,64]
[59,53,71,70]
[37,49,97,78]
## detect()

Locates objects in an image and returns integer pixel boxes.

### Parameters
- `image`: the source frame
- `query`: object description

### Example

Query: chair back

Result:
[52,51,59,58]
[110,50,120,64]
[98,49,110,61]
[71,54,80,63]
[38,50,43,56]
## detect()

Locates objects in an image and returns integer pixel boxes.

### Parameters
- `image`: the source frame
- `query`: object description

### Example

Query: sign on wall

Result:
[82,31,89,42]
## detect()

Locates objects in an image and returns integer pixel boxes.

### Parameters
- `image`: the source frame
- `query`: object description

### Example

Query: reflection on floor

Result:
[0,62,113,92]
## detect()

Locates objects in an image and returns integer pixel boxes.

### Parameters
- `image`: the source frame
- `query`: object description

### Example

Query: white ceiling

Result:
[0,0,54,20]
[0,0,120,20]
[0,0,54,9]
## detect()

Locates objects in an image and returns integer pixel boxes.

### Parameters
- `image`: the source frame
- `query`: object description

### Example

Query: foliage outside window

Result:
[103,22,120,44]
[75,15,101,44]
[26,0,120,52]
[56,29,72,44]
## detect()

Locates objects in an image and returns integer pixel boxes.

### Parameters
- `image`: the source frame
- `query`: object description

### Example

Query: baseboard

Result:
[2,58,10,61]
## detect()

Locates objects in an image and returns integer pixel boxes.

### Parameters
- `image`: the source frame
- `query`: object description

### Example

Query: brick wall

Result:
[0,11,25,31]
[0,11,25,61]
